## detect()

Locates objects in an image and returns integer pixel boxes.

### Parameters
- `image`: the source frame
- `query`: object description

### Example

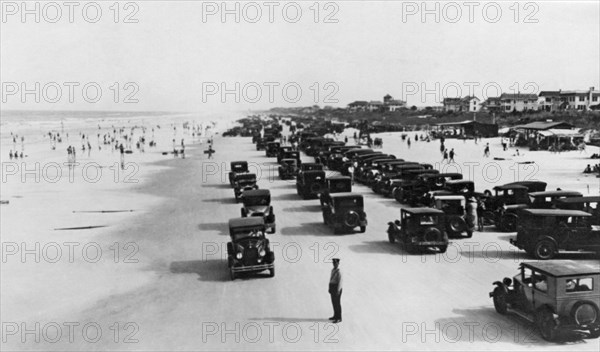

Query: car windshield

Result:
[232,229,264,241]
[419,216,437,225]
[244,196,269,206]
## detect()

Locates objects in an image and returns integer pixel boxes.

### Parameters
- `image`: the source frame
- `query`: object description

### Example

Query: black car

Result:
[233,173,258,202]
[320,176,352,207]
[297,170,326,199]
[227,217,275,280]
[322,193,367,234]
[277,146,293,163]
[241,189,276,233]
[387,208,448,253]
[266,142,281,157]
[228,161,249,187]
[278,158,298,180]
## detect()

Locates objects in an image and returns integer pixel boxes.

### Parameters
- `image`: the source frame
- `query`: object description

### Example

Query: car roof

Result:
[520,209,592,217]
[529,191,583,197]
[329,192,363,200]
[228,217,265,229]
[445,179,473,185]
[281,158,297,162]
[556,196,600,204]
[243,189,270,197]
[507,181,548,188]
[435,195,466,201]
[237,173,256,179]
[402,207,445,215]
[302,170,326,175]
[422,173,463,179]
[407,169,439,175]
[522,260,600,278]
[494,184,528,190]
[327,176,351,181]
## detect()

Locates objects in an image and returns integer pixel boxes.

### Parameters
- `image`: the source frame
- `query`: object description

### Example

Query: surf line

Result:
[54,225,108,231]
[72,210,136,213]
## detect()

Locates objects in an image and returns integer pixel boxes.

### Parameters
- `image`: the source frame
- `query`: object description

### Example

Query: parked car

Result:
[399,173,464,206]
[529,191,583,209]
[240,189,276,233]
[266,142,281,157]
[320,176,352,207]
[282,150,301,166]
[228,161,249,187]
[277,146,293,163]
[432,195,470,238]
[387,208,448,253]
[297,170,326,199]
[489,260,600,341]
[278,159,298,180]
[510,209,600,259]
[322,193,367,234]
[233,173,258,203]
[556,196,600,225]
[481,184,531,232]
[227,217,275,280]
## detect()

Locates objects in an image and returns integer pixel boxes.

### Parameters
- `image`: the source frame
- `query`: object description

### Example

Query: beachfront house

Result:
[347,101,369,112]
[482,97,502,113]
[538,91,564,112]
[498,93,539,112]
[559,87,600,111]
[383,94,407,112]
[367,101,384,112]
[443,96,481,112]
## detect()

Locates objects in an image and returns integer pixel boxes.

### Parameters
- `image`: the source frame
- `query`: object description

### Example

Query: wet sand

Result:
[1,124,599,351]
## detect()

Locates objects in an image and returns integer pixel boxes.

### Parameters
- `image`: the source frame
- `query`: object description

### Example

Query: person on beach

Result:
[440,142,445,155]
[449,148,455,163]
[407,138,411,148]
[483,143,490,157]
[181,139,185,159]
[87,141,92,157]
[119,143,125,169]
[328,258,343,324]
[344,135,348,144]
[9,150,13,160]
[441,149,449,163]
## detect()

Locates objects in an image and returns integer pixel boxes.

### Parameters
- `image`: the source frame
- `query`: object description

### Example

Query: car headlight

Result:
[259,249,266,257]
[236,252,243,260]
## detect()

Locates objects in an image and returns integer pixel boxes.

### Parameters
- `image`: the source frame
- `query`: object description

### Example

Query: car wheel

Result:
[241,208,247,217]
[230,268,236,281]
[269,267,275,278]
[438,245,447,253]
[536,308,558,341]
[343,211,360,228]
[492,287,508,314]
[359,226,366,233]
[534,239,557,260]
[448,216,467,233]
[270,225,276,234]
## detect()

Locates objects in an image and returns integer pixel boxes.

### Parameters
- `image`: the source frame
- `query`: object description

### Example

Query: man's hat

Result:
[332,258,340,263]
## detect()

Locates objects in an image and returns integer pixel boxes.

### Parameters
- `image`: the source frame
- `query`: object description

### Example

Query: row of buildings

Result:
[347,88,600,113]
[443,87,600,113]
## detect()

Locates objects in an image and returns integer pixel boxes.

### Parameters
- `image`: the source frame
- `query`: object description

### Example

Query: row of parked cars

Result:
[223,117,599,341]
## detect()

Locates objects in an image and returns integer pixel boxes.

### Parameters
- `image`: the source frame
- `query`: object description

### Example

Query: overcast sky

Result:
[1,0,599,111]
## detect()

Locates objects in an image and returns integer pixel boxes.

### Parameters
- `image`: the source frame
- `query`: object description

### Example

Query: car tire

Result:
[241,208,247,217]
[492,287,508,314]
[448,216,467,233]
[230,268,236,281]
[438,245,447,253]
[534,238,558,260]
[536,308,557,341]
[359,226,366,233]
[343,211,360,228]
[269,268,275,278]
[423,228,443,243]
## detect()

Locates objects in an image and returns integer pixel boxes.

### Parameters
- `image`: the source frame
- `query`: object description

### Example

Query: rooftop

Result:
[522,260,599,278]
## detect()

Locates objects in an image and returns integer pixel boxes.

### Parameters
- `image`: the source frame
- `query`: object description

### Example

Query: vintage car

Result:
[256,137,267,150]
[510,208,600,259]
[322,193,367,234]
[373,164,424,195]
[387,208,448,253]
[278,159,298,180]
[389,169,440,201]
[228,161,249,187]
[489,260,600,341]
[529,190,583,209]
[432,195,471,238]
[297,162,324,177]
[227,217,275,280]
[320,176,352,207]
[281,150,301,166]
[297,170,326,199]
[240,189,276,233]
[398,173,464,206]
[556,196,600,225]
[481,184,531,232]
[233,173,258,203]
[265,142,281,157]
[276,146,293,163]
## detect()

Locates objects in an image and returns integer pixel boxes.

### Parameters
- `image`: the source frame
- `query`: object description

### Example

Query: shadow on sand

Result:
[198,222,229,236]
[169,260,230,282]
[248,317,331,323]
[280,223,331,236]
[434,307,593,345]
[203,197,236,204]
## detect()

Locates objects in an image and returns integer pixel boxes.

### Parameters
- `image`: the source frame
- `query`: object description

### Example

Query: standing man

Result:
[449,148,455,163]
[483,143,490,157]
[328,258,343,323]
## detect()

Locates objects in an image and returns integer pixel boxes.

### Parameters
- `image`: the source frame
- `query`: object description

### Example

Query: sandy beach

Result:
[1,116,599,351]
